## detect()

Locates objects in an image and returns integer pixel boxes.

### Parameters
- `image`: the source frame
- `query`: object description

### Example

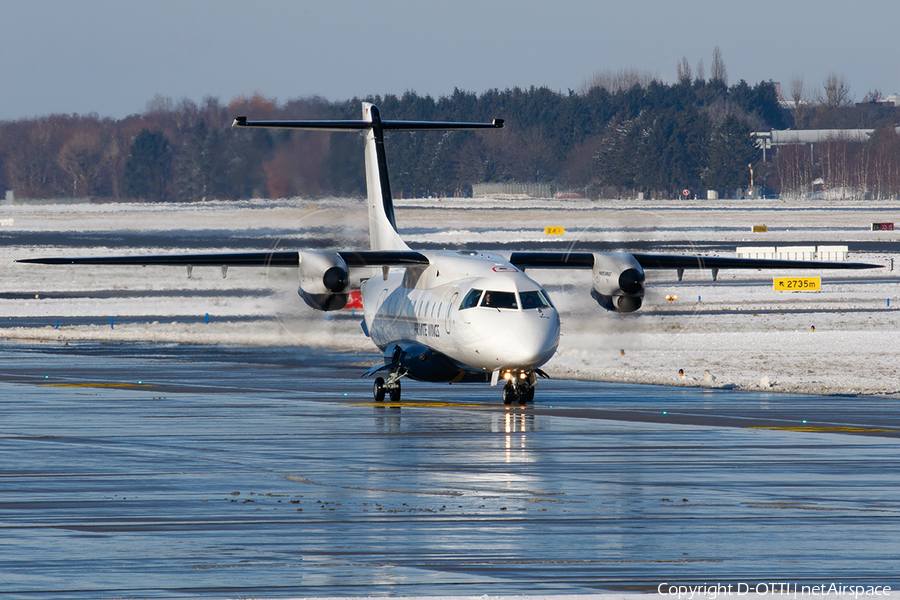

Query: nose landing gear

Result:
[501,370,536,406]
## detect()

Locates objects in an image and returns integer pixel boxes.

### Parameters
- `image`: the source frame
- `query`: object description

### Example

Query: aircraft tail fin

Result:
[233,104,503,251]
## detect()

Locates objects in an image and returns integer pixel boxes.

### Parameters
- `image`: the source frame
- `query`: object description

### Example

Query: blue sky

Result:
[1,0,898,121]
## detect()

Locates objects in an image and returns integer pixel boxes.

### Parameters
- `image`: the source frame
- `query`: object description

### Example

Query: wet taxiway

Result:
[2,340,900,598]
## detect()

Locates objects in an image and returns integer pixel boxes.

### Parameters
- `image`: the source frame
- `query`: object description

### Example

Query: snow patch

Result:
[4,197,899,398]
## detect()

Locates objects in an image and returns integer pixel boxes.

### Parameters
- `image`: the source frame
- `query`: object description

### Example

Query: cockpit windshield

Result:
[459,288,554,311]
[481,291,518,310]
[520,290,553,309]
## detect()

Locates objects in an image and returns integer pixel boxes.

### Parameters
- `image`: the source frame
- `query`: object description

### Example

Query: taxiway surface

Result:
[1,341,900,598]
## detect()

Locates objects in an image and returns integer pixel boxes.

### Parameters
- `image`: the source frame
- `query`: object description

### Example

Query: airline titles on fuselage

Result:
[412,321,441,338]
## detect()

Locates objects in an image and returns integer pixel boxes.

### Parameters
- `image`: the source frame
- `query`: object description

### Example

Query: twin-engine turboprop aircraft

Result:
[19,103,880,405]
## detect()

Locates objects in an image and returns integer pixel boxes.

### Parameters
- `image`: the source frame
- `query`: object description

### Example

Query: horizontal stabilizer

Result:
[233,116,504,132]
[235,104,503,253]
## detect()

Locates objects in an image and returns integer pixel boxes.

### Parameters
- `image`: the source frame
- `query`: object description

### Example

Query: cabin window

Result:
[520,290,552,309]
[460,288,483,310]
[481,291,518,310]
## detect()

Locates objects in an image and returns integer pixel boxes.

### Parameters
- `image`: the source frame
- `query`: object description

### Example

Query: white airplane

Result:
[19,103,880,405]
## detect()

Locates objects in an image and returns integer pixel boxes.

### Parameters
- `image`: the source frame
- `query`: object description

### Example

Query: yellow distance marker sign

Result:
[773,276,821,291]
[544,226,565,235]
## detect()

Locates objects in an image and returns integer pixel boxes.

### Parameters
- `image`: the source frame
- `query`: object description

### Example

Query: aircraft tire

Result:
[523,386,535,404]
[502,385,515,405]
[374,377,386,402]
[389,380,401,402]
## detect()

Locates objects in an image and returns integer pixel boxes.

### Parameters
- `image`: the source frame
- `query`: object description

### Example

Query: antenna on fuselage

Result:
[232,105,504,251]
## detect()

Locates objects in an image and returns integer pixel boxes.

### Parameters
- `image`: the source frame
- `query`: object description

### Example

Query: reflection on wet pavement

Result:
[1,341,899,598]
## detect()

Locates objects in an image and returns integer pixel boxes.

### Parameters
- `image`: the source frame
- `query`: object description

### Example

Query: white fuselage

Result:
[360,251,560,376]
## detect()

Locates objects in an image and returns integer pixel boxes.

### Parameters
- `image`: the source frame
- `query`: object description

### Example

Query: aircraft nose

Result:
[508,309,559,366]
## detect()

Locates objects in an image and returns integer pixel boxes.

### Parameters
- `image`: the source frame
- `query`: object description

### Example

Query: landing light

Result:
[503,372,512,380]
[519,372,527,379]
[665,294,678,303]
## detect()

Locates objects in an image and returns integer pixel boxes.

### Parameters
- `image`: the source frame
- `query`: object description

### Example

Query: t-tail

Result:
[233,103,504,251]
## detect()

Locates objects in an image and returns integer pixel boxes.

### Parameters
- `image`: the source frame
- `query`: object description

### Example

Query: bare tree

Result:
[871,128,900,199]
[145,94,175,115]
[789,74,806,109]
[862,89,884,103]
[775,143,814,200]
[823,72,853,108]
[695,58,705,82]
[711,47,728,86]
[789,74,814,128]
[676,56,692,83]
[579,68,658,94]
[57,129,104,196]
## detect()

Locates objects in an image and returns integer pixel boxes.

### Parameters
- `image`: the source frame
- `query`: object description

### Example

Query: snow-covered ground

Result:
[3,196,900,398]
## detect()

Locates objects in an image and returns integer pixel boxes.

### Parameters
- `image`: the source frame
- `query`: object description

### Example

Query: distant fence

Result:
[472,182,553,199]
[736,245,849,261]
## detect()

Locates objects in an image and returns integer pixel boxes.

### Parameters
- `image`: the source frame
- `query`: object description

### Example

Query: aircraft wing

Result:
[16,248,430,312]
[16,250,430,268]
[630,253,881,270]
[16,251,301,267]
[508,251,881,271]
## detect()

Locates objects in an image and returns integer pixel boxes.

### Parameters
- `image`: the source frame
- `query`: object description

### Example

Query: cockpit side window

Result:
[520,290,552,309]
[460,288,483,310]
[542,290,555,308]
[481,291,518,310]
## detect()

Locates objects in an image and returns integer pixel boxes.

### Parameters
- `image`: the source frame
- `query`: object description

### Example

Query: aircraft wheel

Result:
[523,386,535,404]
[516,390,528,406]
[502,385,515,405]
[374,377,386,402]
[389,380,401,402]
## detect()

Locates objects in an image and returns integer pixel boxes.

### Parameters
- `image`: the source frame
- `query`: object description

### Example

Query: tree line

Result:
[1,77,899,202]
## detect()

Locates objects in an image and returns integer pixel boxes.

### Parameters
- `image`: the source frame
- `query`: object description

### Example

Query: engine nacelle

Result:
[297,251,350,311]
[591,252,645,313]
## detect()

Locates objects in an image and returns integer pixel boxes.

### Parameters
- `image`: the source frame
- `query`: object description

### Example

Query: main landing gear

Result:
[501,369,537,406]
[373,368,406,402]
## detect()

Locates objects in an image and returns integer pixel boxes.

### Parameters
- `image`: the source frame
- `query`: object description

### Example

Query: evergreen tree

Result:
[702,115,759,194]
[595,117,639,191]
[636,107,709,195]
[124,129,172,200]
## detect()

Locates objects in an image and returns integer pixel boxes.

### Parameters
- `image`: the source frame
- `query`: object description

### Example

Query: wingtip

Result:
[231,116,247,128]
